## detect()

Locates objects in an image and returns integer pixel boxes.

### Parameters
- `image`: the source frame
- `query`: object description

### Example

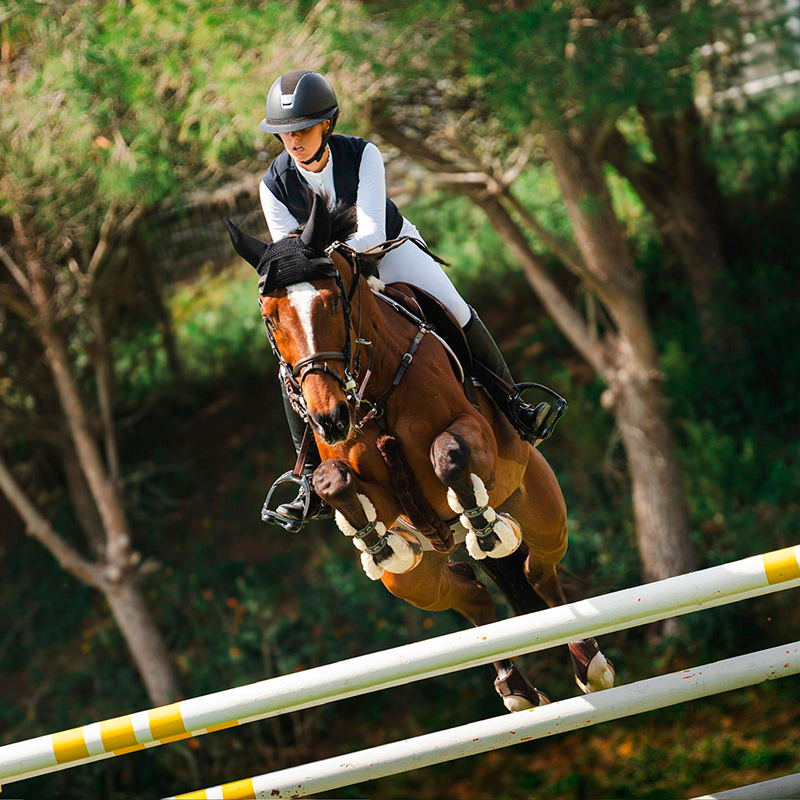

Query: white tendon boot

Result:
[335,494,423,580]
[447,474,522,560]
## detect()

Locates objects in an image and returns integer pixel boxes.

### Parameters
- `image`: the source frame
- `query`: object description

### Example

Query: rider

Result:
[259,69,546,525]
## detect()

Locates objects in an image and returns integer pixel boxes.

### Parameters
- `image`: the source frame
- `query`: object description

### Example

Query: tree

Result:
[0,0,298,703]
[319,0,706,582]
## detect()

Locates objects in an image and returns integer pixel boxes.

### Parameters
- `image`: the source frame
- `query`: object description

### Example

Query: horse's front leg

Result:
[313,458,423,581]
[431,415,545,711]
[431,413,523,561]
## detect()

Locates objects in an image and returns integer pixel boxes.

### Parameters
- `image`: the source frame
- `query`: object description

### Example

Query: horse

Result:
[226,195,614,710]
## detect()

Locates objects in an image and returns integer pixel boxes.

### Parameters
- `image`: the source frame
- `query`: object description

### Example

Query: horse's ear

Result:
[258,263,278,295]
[225,218,268,270]
[300,194,331,254]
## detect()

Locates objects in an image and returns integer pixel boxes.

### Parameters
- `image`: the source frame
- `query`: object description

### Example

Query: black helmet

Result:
[260,70,338,164]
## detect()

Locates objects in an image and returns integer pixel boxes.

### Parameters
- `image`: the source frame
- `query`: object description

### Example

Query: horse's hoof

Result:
[494,664,549,712]
[465,513,523,560]
[379,530,423,574]
[569,638,615,693]
[354,531,423,580]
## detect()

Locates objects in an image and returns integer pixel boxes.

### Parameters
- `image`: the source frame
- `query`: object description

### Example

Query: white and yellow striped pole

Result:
[1,545,799,789]
[165,641,800,799]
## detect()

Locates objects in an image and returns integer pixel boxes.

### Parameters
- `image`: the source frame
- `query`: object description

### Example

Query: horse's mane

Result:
[293,188,383,277]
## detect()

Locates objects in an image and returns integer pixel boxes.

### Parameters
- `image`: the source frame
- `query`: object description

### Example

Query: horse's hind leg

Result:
[381,553,548,711]
[430,414,523,561]
[501,454,615,694]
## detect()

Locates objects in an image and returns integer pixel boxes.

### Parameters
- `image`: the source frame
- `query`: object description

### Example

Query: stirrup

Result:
[507,382,568,445]
[261,470,315,533]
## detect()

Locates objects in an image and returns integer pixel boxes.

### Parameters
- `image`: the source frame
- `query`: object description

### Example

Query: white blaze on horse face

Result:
[286,282,321,353]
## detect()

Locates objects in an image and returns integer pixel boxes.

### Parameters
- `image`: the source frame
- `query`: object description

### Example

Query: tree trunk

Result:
[105,577,181,705]
[602,107,743,360]
[604,311,696,582]
[543,123,696,582]
[9,233,182,706]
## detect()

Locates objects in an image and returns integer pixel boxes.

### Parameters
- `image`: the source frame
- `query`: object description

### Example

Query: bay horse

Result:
[227,196,614,710]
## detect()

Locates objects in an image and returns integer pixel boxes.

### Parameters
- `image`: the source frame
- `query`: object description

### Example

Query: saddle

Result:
[377,282,568,446]
[380,282,481,409]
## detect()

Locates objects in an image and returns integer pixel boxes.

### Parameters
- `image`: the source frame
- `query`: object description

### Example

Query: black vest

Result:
[262,134,404,240]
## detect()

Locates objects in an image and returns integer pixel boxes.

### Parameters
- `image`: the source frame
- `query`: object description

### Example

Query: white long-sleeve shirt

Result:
[259,141,413,250]
[259,141,472,326]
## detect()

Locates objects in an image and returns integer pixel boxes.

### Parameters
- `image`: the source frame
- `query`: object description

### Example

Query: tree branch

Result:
[471,192,607,376]
[18,223,135,568]
[86,200,120,278]
[0,452,105,589]
[500,189,587,279]
[369,112,466,171]
[0,243,32,299]
[88,293,121,482]
[0,284,35,320]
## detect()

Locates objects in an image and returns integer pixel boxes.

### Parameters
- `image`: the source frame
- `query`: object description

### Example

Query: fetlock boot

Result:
[464,307,557,443]
[274,388,331,524]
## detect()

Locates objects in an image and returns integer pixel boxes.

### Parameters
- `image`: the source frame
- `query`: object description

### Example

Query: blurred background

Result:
[1,1,799,798]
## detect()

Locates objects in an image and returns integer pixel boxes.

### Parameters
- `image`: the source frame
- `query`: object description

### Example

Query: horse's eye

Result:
[330,295,341,309]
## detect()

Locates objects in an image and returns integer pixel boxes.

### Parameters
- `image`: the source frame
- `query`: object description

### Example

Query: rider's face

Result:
[280,121,329,163]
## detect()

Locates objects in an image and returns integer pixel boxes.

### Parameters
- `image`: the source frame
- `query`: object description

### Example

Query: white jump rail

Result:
[1,545,799,791]
[166,641,800,799]
[693,771,800,799]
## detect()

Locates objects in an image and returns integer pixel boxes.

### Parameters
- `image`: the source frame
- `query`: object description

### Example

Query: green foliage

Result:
[113,261,272,404]
[1,0,340,239]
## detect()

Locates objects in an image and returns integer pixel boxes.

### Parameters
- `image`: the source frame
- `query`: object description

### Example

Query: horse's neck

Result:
[354,280,417,387]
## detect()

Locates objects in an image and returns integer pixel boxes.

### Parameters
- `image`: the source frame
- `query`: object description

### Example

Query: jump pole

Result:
[693,771,800,799]
[2,545,799,788]
[166,641,800,799]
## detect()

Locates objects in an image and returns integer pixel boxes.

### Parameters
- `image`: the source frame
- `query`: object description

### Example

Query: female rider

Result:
[259,70,545,526]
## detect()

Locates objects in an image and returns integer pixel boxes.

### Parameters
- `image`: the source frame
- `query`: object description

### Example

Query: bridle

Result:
[260,240,377,429]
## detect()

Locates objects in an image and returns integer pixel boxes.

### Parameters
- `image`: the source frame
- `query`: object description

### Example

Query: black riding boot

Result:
[464,308,555,442]
[275,388,331,524]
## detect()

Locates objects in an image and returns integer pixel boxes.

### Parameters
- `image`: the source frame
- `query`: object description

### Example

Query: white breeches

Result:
[376,224,472,327]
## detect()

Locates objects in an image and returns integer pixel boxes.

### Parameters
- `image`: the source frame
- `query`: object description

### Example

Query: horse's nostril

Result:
[310,403,351,444]
[333,402,350,433]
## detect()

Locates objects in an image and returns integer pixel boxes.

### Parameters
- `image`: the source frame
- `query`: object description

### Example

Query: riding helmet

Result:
[260,70,339,164]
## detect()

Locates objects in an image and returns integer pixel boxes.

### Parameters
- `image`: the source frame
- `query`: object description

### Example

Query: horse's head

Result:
[226,196,361,445]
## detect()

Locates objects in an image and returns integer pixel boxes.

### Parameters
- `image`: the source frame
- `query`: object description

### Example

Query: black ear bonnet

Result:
[254,237,337,294]
[225,194,337,294]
